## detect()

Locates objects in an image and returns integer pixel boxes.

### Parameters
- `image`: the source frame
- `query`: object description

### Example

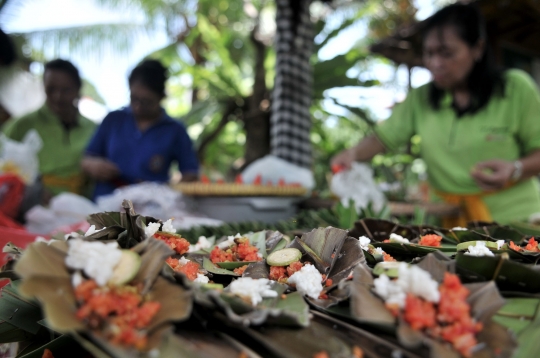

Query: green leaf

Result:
[0,321,34,343]
[294,227,349,275]
[202,258,240,277]
[0,287,43,334]
[217,261,257,270]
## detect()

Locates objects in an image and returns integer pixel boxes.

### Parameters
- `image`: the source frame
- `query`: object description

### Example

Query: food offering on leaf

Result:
[209,235,263,266]
[166,256,208,284]
[372,263,482,357]
[508,237,540,253]
[456,240,504,257]
[14,237,192,354]
[146,219,190,255]
[359,236,396,262]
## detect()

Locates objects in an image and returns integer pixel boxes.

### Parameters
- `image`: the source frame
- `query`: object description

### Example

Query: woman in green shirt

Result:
[3,59,96,197]
[331,4,540,226]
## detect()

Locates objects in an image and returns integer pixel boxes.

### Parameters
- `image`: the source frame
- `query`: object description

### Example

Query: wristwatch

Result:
[511,160,523,182]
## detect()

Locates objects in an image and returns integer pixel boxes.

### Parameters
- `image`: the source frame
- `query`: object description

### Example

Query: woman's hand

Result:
[81,157,120,181]
[330,135,387,171]
[471,160,515,191]
[330,148,356,171]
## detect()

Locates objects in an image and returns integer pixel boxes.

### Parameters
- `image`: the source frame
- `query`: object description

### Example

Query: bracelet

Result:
[511,160,523,181]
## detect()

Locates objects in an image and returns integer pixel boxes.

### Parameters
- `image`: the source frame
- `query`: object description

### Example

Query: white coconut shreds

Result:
[452,227,468,231]
[358,236,371,251]
[466,241,494,257]
[84,225,105,237]
[217,235,237,249]
[161,219,176,234]
[179,257,190,265]
[194,274,210,284]
[228,277,278,306]
[374,247,384,255]
[496,240,505,250]
[145,222,161,238]
[287,264,324,300]
[65,238,123,286]
[64,232,82,240]
[389,233,410,244]
[188,236,212,252]
[373,263,440,308]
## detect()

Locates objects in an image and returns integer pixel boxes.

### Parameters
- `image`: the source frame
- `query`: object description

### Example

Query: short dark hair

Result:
[0,29,16,66]
[423,3,504,115]
[44,59,82,89]
[128,59,168,98]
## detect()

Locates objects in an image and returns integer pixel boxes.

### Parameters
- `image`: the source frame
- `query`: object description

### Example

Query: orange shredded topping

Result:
[418,234,442,247]
[74,279,160,350]
[383,253,396,262]
[313,351,329,358]
[233,265,249,275]
[353,346,364,358]
[153,232,190,255]
[209,238,262,263]
[42,349,54,358]
[524,237,540,252]
[509,241,522,251]
[269,261,304,284]
[325,279,333,287]
[404,294,437,330]
[166,257,200,281]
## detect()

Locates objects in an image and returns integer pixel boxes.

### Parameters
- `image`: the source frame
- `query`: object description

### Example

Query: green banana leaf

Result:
[199,283,310,327]
[349,218,419,242]
[202,258,240,277]
[456,253,540,292]
[217,261,258,270]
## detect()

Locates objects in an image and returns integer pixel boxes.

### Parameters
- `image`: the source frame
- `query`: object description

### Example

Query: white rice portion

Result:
[373,262,440,308]
[228,277,277,306]
[389,233,410,244]
[65,238,122,286]
[194,273,210,284]
[188,236,212,252]
[161,219,176,234]
[287,264,323,300]
[145,222,161,238]
[358,236,371,251]
[466,241,494,257]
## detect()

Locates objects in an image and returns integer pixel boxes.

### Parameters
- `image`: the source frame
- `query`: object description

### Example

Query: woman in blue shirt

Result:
[82,60,199,199]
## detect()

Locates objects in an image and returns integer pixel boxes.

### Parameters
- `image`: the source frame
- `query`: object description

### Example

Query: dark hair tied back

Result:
[44,59,82,89]
[423,3,504,115]
[128,59,168,98]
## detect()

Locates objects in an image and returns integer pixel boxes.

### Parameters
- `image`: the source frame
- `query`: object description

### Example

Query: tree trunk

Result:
[243,26,271,167]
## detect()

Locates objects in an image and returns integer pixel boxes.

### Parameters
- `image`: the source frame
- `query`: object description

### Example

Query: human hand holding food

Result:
[82,156,120,181]
[471,159,516,191]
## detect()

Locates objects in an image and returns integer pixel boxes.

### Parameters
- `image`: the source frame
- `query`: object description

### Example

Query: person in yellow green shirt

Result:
[331,4,540,226]
[3,59,96,197]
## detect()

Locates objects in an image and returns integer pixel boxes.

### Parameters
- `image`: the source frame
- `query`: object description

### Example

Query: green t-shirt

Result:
[374,69,540,223]
[2,104,96,195]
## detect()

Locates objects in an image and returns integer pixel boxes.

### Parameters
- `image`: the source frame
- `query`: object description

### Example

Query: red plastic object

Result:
[331,164,346,174]
[0,227,43,289]
[253,174,262,185]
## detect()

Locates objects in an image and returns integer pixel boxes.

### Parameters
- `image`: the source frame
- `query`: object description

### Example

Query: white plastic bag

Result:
[0,130,42,184]
[96,182,223,230]
[241,155,315,189]
[25,192,100,234]
[330,162,386,212]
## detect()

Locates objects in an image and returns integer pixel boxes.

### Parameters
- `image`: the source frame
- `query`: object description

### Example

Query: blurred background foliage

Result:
[1,0,435,198]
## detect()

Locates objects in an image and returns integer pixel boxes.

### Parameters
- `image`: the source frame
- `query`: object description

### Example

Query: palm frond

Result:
[11,23,150,58]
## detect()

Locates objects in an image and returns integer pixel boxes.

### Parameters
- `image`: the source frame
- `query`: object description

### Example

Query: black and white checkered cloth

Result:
[270,0,314,168]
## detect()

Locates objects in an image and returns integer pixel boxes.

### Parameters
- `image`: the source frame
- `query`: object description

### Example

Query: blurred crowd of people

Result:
[0,56,200,225]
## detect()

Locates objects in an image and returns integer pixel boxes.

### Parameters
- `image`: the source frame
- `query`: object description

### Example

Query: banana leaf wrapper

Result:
[86,200,160,248]
[349,253,517,357]
[195,281,310,328]
[456,252,540,292]
[12,238,192,356]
